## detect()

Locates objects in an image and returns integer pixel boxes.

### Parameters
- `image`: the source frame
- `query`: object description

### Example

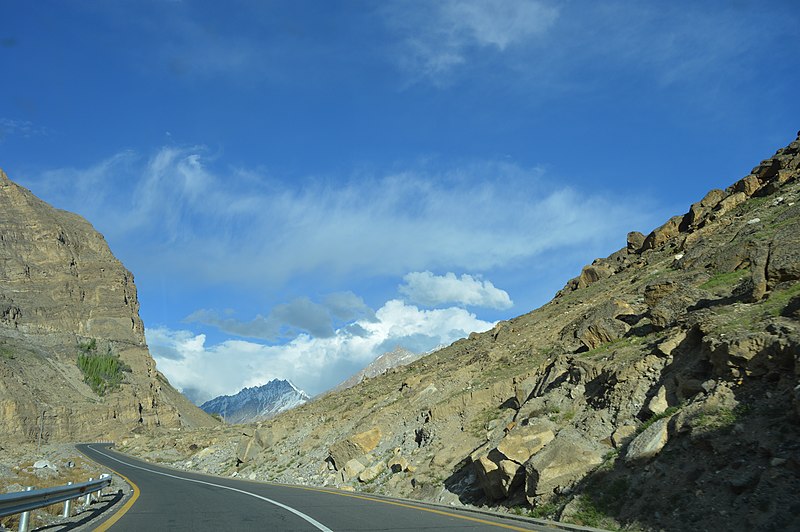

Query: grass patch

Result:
[77,347,131,396]
[529,502,559,519]
[699,269,750,291]
[694,404,751,431]
[763,282,800,317]
[637,405,682,435]
[0,347,14,360]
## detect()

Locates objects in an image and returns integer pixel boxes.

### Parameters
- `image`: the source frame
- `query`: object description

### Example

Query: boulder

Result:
[642,215,684,251]
[733,174,763,197]
[343,458,365,479]
[715,191,748,218]
[576,300,636,350]
[236,433,261,464]
[680,189,726,231]
[524,429,605,503]
[656,330,688,357]
[474,455,524,500]
[611,425,636,448]
[329,427,382,470]
[33,460,56,470]
[388,455,410,473]
[358,462,385,483]
[645,385,669,416]
[496,424,555,465]
[625,417,671,463]
[627,231,646,254]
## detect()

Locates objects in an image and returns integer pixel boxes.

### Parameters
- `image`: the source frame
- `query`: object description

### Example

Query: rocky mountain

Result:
[332,346,423,392]
[0,169,216,443]
[121,132,800,531]
[201,379,310,424]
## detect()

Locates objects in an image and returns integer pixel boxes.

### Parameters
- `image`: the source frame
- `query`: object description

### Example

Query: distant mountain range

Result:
[200,379,310,424]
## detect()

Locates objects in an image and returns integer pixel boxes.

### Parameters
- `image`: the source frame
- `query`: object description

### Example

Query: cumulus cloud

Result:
[149,299,494,403]
[399,271,512,309]
[20,148,652,291]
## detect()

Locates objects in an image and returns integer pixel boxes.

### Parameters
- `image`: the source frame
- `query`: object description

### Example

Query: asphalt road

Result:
[78,444,565,532]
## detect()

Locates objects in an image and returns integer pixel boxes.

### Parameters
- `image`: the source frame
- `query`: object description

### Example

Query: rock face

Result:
[0,169,216,442]
[119,132,800,532]
[201,379,310,424]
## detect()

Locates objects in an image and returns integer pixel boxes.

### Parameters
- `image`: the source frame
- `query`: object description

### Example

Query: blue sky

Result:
[2,1,798,403]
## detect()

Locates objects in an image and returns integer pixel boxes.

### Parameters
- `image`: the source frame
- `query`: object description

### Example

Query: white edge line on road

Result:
[87,444,333,532]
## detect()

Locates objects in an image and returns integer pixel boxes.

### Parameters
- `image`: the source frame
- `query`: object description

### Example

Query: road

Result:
[78,444,564,531]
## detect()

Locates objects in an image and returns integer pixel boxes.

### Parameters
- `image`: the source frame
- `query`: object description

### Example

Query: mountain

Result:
[201,379,310,424]
[123,131,800,531]
[0,169,216,443]
[332,346,424,392]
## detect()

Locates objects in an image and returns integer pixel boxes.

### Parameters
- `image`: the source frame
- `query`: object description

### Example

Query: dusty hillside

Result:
[122,133,800,531]
[0,169,216,444]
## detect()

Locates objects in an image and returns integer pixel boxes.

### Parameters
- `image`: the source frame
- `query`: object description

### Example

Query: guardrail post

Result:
[85,478,94,505]
[98,474,110,500]
[18,486,33,532]
[62,482,73,517]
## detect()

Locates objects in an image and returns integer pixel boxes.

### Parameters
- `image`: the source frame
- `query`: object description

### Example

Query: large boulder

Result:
[329,427,382,470]
[574,300,636,351]
[624,417,671,463]
[236,429,262,464]
[496,423,555,464]
[474,454,524,500]
[524,429,605,504]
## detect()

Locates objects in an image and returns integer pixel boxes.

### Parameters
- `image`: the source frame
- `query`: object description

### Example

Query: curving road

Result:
[78,444,564,531]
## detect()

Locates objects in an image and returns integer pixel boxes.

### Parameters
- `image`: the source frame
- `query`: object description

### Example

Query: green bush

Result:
[77,350,130,396]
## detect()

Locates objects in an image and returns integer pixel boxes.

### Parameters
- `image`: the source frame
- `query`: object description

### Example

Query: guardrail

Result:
[0,474,112,532]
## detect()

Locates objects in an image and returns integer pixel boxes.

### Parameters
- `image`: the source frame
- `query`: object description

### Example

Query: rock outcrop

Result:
[0,169,216,443]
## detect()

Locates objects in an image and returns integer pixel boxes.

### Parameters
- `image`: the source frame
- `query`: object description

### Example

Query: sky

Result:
[1,1,799,404]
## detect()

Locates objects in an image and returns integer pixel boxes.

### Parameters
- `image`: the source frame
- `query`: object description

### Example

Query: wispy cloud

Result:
[149,298,494,401]
[383,0,558,84]
[186,292,374,341]
[399,271,512,309]
[0,118,51,141]
[382,1,793,93]
[19,147,652,288]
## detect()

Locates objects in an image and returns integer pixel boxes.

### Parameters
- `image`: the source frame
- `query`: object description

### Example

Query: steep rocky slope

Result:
[122,133,800,531]
[201,379,310,424]
[0,169,216,443]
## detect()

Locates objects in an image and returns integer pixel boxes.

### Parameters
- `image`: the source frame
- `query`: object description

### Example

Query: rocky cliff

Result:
[0,169,216,443]
[120,132,800,531]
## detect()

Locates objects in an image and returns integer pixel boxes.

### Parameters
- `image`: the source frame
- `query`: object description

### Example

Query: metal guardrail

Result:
[0,474,111,531]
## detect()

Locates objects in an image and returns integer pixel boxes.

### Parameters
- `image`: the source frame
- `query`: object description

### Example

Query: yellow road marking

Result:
[290,485,538,531]
[76,446,140,531]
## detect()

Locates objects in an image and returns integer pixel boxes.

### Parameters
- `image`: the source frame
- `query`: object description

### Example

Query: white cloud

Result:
[186,292,374,340]
[0,118,51,141]
[148,299,494,403]
[385,0,558,83]
[399,271,512,309]
[20,148,653,290]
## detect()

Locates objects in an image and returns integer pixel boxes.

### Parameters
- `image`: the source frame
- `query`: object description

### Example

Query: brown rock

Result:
[524,429,605,503]
[642,215,684,251]
[496,424,555,464]
[627,231,646,254]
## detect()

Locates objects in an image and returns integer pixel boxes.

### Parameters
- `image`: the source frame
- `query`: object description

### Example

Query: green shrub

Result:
[77,351,130,396]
